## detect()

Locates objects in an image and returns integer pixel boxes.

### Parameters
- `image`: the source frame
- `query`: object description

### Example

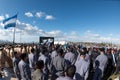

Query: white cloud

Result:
[45,15,54,20]
[5,14,9,18]
[84,30,100,38]
[0,28,8,36]
[1,21,120,44]
[25,12,33,17]
[60,31,79,41]
[0,16,4,21]
[40,30,65,39]
[86,30,91,33]
[0,28,14,41]
[1,14,120,44]
[16,20,44,36]
[0,22,4,28]
[24,11,55,20]
[81,31,120,43]
[110,33,113,36]
[53,30,120,44]
[71,31,77,36]
[35,12,44,18]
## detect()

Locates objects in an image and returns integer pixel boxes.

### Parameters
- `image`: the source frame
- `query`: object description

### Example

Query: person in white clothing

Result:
[75,52,89,80]
[12,51,21,80]
[51,47,58,59]
[64,47,76,65]
[28,48,36,72]
[38,46,49,80]
[18,53,31,80]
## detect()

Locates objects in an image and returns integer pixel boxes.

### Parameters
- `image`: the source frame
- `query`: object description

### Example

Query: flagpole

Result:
[12,22,16,57]
[13,13,18,57]
[20,30,21,43]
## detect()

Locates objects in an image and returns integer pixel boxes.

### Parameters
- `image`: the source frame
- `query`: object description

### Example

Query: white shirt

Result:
[56,76,75,80]
[64,52,76,65]
[38,54,47,64]
[75,59,89,80]
[28,53,35,68]
[51,50,58,59]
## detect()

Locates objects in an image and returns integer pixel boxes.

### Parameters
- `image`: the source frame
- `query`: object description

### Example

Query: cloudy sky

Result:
[0,0,120,43]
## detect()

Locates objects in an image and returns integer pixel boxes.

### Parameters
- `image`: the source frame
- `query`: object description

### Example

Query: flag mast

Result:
[13,13,18,55]
[12,25,16,54]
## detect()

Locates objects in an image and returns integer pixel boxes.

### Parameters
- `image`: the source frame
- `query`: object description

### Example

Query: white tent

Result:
[54,40,67,45]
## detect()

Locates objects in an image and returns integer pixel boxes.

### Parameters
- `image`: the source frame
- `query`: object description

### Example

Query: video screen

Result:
[39,37,54,46]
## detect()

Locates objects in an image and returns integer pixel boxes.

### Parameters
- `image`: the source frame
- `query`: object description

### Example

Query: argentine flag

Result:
[3,14,17,29]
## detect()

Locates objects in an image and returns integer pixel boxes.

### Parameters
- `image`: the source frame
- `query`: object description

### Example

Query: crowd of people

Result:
[1,43,120,80]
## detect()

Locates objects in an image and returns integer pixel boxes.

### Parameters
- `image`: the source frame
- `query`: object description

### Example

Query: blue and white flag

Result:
[3,14,17,29]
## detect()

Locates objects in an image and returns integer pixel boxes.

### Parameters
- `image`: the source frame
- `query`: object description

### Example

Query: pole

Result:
[13,27,16,44]
[12,13,18,57]
[20,30,21,43]
[12,26,16,57]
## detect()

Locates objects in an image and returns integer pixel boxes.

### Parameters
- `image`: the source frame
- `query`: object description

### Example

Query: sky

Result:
[0,0,120,43]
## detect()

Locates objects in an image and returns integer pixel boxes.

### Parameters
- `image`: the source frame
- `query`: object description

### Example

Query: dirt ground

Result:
[10,78,16,80]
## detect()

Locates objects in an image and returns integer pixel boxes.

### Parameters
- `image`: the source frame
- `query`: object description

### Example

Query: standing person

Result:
[36,45,41,60]
[12,51,21,80]
[93,60,102,80]
[75,52,89,80]
[32,60,45,80]
[64,47,76,65]
[51,46,58,60]
[82,47,90,64]
[91,47,99,64]
[50,48,68,80]
[105,49,116,79]
[38,46,49,80]
[94,47,108,78]
[115,51,120,74]
[56,65,76,80]
[18,53,31,80]
[28,48,36,73]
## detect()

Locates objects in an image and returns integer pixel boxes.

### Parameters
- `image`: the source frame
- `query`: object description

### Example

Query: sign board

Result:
[39,37,54,46]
